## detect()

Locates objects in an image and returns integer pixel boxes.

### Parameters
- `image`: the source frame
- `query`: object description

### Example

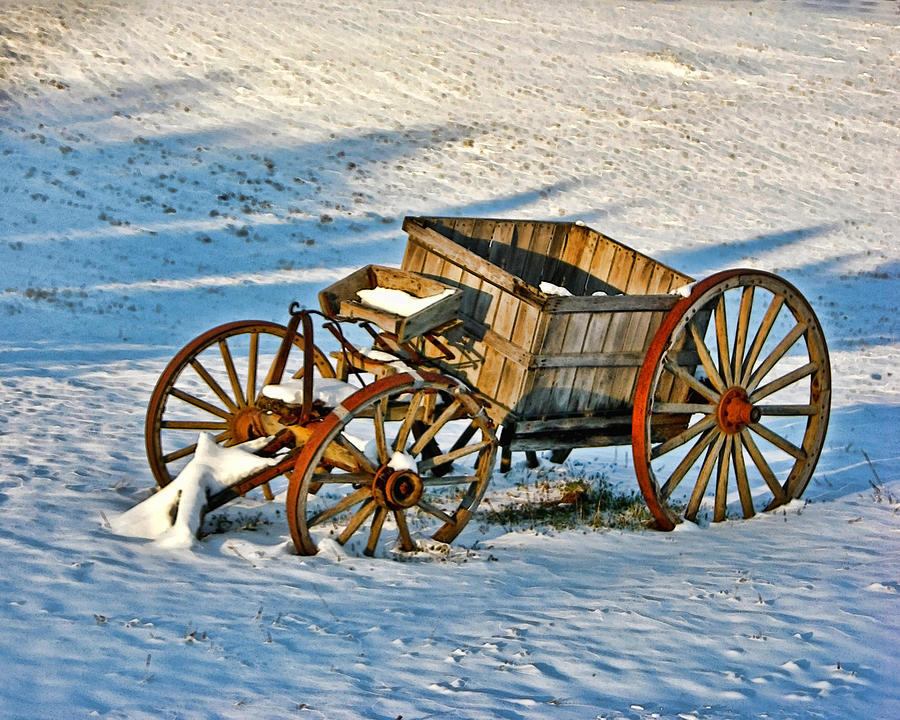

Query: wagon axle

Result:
[372,466,425,510]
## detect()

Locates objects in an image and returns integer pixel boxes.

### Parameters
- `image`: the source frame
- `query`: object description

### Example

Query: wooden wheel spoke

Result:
[163,429,230,464]
[739,429,788,504]
[332,435,378,475]
[746,321,808,393]
[189,359,239,413]
[337,499,376,545]
[307,486,372,527]
[714,434,733,522]
[659,427,717,500]
[364,506,388,556]
[393,391,425,452]
[664,361,720,404]
[715,296,733,387]
[417,439,493,473]
[448,422,478,454]
[394,510,416,552]
[651,413,717,460]
[218,339,245,407]
[310,472,373,484]
[731,437,755,519]
[160,420,229,431]
[756,404,816,416]
[162,442,199,464]
[740,293,785,385]
[409,398,462,457]
[654,402,716,415]
[689,320,726,393]
[373,400,389,465]
[416,499,454,525]
[685,433,726,521]
[751,362,817,403]
[732,285,755,381]
[421,474,479,487]
[169,388,231,420]
[749,422,807,461]
[246,332,259,403]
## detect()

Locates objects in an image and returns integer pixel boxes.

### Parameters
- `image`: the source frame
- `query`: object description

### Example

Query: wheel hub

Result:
[717,387,760,434]
[372,466,424,510]
[230,406,266,444]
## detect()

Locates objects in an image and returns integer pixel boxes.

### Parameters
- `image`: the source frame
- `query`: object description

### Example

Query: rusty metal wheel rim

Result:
[286,373,497,557]
[145,319,335,487]
[632,270,831,529]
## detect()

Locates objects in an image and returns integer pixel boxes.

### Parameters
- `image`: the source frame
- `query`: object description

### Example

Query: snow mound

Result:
[109,433,276,549]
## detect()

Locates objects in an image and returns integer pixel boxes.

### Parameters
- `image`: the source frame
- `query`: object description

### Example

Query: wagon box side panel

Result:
[401,217,694,427]
[401,221,550,422]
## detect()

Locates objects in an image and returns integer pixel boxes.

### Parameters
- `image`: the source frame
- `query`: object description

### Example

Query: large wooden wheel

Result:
[145,320,335,487]
[632,270,831,529]
[286,372,497,556]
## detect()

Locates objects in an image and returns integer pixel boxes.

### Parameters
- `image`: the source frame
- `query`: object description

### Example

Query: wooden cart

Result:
[143,217,831,556]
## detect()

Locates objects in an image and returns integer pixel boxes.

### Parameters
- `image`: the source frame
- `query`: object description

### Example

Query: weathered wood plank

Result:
[545,294,680,314]
[403,218,547,307]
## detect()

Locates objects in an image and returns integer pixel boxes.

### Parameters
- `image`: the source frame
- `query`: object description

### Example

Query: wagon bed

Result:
[401,216,696,450]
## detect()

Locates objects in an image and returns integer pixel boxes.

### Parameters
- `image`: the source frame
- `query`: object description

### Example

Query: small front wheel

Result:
[286,373,497,556]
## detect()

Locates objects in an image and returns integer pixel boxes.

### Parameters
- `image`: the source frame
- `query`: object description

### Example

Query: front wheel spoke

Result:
[422,474,478,487]
[686,433,725,521]
[334,434,378,475]
[659,427,717,500]
[417,499,455,525]
[337,499,376,545]
[218,339,246,407]
[714,297,733,387]
[689,321,726,393]
[714,434,733,522]
[364,507,388,556]
[740,294,785,385]
[731,438,755,519]
[417,439,492,473]
[169,388,231,420]
[749,422,808,461]
[307,486,372,527]
[409,398,461,456]
[746,321,808,393]
[651,413,717,460]
[448,422,478,453]
[394,510,416,552]
[310,472,373,484]
[739,429,788,504]
[751,362,817,403]
[393,391,425,452]
[189,359,239,413]
[664,361,720,404]
[373,400,389,465]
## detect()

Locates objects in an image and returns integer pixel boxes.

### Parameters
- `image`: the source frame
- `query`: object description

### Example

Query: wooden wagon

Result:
[143,217,831,556]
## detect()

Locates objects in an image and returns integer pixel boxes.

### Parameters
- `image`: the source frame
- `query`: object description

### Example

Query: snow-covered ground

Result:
[1,1,898,718]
